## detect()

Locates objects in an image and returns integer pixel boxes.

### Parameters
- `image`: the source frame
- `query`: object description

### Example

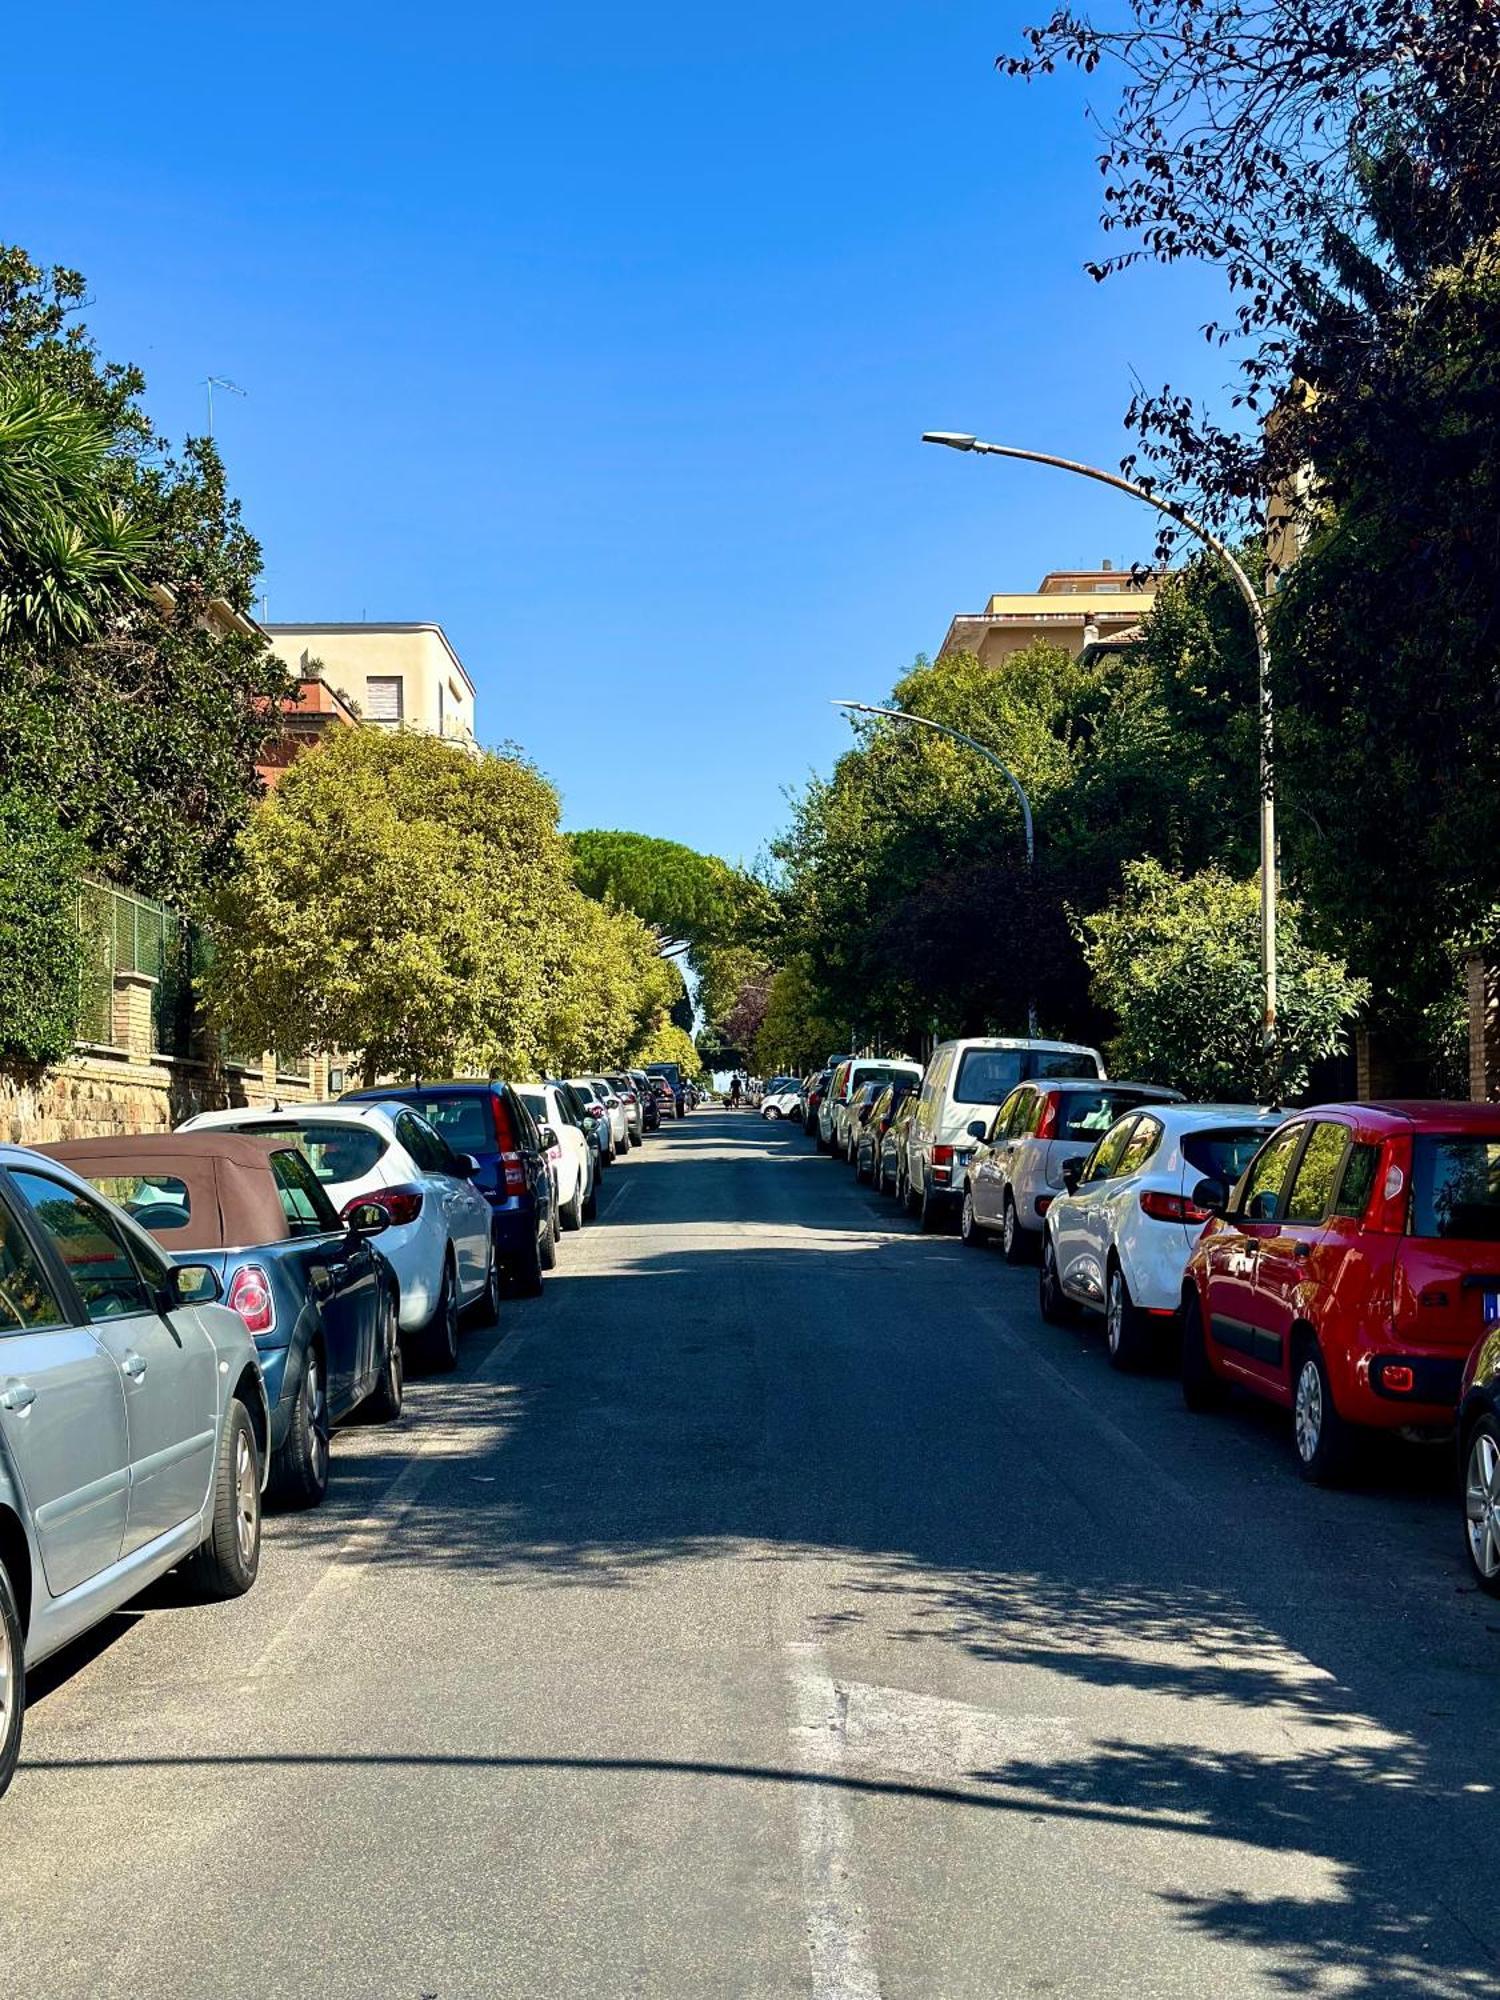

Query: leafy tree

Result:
[753,957,839,1078]
[1079,859,1367,1101]
[630,1020,705,1083]
[0,789,87,1082]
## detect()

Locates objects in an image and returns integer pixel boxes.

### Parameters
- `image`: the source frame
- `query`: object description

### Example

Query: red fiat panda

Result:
[1180,1103,1500,1482]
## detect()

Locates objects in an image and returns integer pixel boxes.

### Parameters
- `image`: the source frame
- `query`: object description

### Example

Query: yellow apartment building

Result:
[264,622,478,744]
[937,564,1157,668]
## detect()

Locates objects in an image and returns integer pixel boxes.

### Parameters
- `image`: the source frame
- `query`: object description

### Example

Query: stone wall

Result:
[0,1050,331,1148]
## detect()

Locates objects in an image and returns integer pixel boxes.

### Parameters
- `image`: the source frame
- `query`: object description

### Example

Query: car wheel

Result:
[510,1226,545,1298]
[1292,1336,1352,1484]
[1039,1231,1077,1325]
[765,1106,782,1120]
[900,1162,918,1214]
[960,1187,985,1247]
[561,1176,585,1232]
[0,1554,25,1801]
[583,1174,599,1221]
[420,1254,461,1372]
[1001,1195,1031,1265]
[474,1247,503,1326]
[1104,1261,1151,1372]
[540,1212,559,1271]
[363,1290,404,1423]
[815,1129,828,1154]
[271,1344,330,1508]
[1463,1415,1500,1595]
[183,1398,261,1600]
[918,1175,947,1233]
[1179,1291,1225,1410]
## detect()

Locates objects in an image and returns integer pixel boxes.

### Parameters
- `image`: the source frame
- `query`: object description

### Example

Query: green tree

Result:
[1079,860,1367,1101]
[0,789,87,1082]
[753,957,838,1078]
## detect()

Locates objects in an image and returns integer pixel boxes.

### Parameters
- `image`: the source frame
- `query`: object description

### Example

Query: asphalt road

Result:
[5,1108,1499,1999]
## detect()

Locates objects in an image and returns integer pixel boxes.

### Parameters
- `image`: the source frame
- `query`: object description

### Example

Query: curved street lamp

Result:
[922,431,1277,1074]
[831,697,1039,1036]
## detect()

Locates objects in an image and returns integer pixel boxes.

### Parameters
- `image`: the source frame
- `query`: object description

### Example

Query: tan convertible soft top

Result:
[37,1133,295,1252]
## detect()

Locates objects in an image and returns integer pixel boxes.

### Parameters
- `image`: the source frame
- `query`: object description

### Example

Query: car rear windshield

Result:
[1053,1089,1157,1142]
[953,1050,1027,1103]
[395,1094,496,1154]
[851,1066,914,1093]
[87,1173,192,1230]
[1183,1126,1278,1185]
[1411,1135,1500,1241]
[234,1121,387,1184]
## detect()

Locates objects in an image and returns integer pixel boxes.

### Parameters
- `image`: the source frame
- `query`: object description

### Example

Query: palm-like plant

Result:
[0,375,154,654]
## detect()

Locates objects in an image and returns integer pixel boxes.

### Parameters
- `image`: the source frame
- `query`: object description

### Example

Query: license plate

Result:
[1484,1290,1500,1328]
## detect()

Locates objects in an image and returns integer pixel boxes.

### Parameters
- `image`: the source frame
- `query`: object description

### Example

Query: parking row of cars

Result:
[0,1064,675,1799]
[778,1038,1500,1597]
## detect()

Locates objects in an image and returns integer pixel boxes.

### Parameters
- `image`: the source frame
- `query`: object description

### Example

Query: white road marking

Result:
[785,1642,883,2000]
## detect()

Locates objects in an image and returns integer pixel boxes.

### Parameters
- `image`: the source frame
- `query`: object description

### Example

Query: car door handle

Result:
[0,1379,36,1412]
[1293,1242,1313,1261]
[122,1351,148,1381]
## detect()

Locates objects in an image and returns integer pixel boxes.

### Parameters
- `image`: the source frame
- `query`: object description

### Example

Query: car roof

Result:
[181,1100,399,1133]
[38,1133,294,1250]
[1149,1102,1283,1129]
[1294,1100,1500,1133]
[1040,1079,1183,1099]
[343,1079,502,1098]
[941,1035,1100,1055]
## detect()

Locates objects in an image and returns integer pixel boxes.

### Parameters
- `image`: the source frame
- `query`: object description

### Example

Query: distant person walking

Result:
[729,1075,742,1108]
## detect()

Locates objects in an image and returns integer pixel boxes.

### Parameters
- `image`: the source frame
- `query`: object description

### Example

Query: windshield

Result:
[1054,1089,1158,1142]
[953,1049,1024,1104]
[392,1093,495,1154]
[1411,1135,1500,1241]
[231,1121,387,1184]
[1183,1126,1278,1185]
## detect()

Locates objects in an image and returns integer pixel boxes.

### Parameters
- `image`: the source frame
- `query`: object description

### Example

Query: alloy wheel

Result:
[234,1429,259,1566]
[306,1353,329,1487]
[1294,1357,1324,1465]
[1002,1201,1017,1257]
[1466,1430,1500,1581]
[1106,1269,1124,1356]
[0,1585,11,1748]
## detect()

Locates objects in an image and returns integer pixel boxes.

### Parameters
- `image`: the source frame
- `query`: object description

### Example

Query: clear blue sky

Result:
[3,3,1224,867]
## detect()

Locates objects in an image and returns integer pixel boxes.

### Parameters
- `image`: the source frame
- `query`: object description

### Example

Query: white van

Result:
[818,1056,923,1158]
[902,1037,1105,1230]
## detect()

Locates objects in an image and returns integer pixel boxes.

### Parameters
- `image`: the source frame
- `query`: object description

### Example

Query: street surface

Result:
[4,1109,1499,1999]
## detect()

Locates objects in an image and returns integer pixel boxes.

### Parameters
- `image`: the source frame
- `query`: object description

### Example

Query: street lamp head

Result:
[921,432,977,452]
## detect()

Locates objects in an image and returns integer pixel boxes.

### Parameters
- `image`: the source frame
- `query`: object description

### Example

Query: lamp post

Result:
[831,697,1039,1036]
[922,431,1277,1077]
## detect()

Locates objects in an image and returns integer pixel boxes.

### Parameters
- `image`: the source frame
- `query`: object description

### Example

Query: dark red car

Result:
[1181,1101,1500,1482]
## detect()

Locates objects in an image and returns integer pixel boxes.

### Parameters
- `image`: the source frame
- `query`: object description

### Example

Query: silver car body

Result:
[0,1146,267,1674]
[822,1059,922,1156]
[964,1080,1185,1246]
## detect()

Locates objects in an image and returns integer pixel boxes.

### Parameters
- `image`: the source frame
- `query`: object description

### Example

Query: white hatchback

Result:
[760,1088,803,1120]
[1039,1103,1284,1369]
[517,1082,595,1231]
[178,1103,496,1371]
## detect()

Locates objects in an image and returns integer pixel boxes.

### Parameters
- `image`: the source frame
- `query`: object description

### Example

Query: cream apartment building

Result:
[937,564,1157,668]
[264,622,478,744]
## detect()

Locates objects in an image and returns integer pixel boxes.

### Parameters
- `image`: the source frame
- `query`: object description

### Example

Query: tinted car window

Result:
[1333,1142,1380,1220]
[1239,1125,1304,1221]
[1032,1051,1102,1080]
[1054,1089,1156,1144]
[1182,1127,1276,1185]
[236,1121,387,1184]
[90,1173,192,1230]
[9,1172,156,1321]
[1284,1122,1349,1225]
[270,1149,341,1235]
[1411,1136,1500,1241]
[0,1195,66,1331]
[395,1095,492,1158]
[954,1049,1024,1105]
[1117,1116,1163,1178]
[1084,1116,1138,1184]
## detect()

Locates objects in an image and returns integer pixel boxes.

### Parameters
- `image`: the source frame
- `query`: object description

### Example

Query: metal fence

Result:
[76,881,199,1057]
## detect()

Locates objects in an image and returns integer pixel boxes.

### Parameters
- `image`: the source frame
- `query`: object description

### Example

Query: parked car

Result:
[631,1069,661,1133]
[568,1078,619,1158]
[518,1082,595,1231]
[761,1085,803,1120]
[878,1091,918,1197]
[649,1076,679,1121]
[645,1062,687,1116]
[341,1081,557,1297]
[803,1069,832,1138]
[841,1082,885,1173]
[1035,1104,1283,1368]
[606,1073,645,1148]
[180,1102,497,1362]
[961,1080,1185,1263]
[1180,1101,1500,1482]
[820,1058,923,1159]
[42,1133,405,1506]
[903,1037,1106,1232]
[0,1146,270,1799]
[1459,1326,1500,1594]
[589,1078,633,1156]
[853,1080,915,1184]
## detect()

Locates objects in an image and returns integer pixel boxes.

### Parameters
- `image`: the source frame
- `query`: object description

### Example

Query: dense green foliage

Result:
[0,789,87,1081]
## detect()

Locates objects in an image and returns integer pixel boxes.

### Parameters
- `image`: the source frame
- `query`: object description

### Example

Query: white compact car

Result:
[903,1037,1106,1232]
[566,1079,617,1163]
[761,1087,803,1121]
[588,1078,632,1156]
[179,1103,496,1371]
[518,1082,595,1231]
[1039,1102,1285,1368]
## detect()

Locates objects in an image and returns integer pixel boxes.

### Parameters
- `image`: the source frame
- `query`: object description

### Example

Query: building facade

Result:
[937,564,1157,668]
[263,623,478,745]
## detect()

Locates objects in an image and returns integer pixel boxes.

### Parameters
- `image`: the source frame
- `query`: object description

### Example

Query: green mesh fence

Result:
[76,882,199,1057]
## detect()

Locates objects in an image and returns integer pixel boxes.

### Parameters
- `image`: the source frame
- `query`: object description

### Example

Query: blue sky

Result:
[3,3,1225,867]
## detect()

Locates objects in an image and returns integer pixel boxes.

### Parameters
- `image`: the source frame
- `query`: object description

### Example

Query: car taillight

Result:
[1035,1094,1060,1140]
[932,1142,955,1183]
[491,1092,517,1151]
[1367,1136,1412,1235]
[1140,1189,1211,1224]
[227,1264,275,1336]
[501,1150,527,1194]
[341,1186,424,1227]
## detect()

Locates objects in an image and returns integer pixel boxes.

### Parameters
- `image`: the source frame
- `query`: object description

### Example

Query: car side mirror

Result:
[1243,1188,1276,1222]
[346,1201,391,1236]
[1061,1156,1085,1195]
[967,1119,989,1142]
[164,1262,222,1308]
[539,1123,559,1149]
[1191,1176,1231,1217]
[449,1152,479,1178]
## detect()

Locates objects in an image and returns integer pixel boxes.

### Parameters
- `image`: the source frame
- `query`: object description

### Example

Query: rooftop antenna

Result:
[204,375,246,438]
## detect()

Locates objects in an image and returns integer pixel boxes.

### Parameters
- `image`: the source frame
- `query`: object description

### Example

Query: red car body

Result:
[1183,1102,1500,1468]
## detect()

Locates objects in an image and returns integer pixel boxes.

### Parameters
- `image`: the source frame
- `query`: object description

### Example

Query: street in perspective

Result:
[5,2,1500,1996]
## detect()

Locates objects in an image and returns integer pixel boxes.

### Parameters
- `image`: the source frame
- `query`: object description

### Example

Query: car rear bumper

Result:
[1344,1349,1466,1425]
[488,1191,545,1255]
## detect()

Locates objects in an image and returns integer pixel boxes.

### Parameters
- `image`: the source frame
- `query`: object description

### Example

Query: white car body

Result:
[761,1088,803,1120]
[518,1083,593,1225]
[905,1037,1106,1215]
[820,1059,923,1156]
[1044,1102,1285,1316]
[178,1102,493,1332]
[589,1078,632,1154]
[566,1079,617,1160]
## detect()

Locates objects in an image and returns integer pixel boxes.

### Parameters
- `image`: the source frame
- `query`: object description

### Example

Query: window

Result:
[990,1088,1027,1142]
[1031,1050,1102,1080]
[269,1151,340,1236]
[1054,1089,1157,1143]
[1333,1142,1381,1220]
[1284,1122,1350,1225]
[8,1172,156,1321]
[394,1096,491,1159]
[235,1121,388,1186]
[954,1048,1025,1105]
[88,1173,192,1231]
[1238,1125,1305,1222]
[1117,1116,1164,1179]
[1084,1116,1138,1184]
[1410,1136,1500,1242]
[0,1195,65,1332]
[1183,1127,1276,1187]
[365,675,404,722]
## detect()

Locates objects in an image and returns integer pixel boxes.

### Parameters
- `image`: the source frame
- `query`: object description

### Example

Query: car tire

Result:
[1180,1291,1226,1411]
[0,1554,25,1802]
[1462,1414,1500,1595]
[959,1187,985,1247]
[918,1176,947,1234]
[583,1175,599,1222]
[900,1162,918,1215]
[420,1254,461,1372]
[183,1398,261,1600]
[1104,1261,1151,1372]
[1292,1334,1352,1484]
[473,1247,503,1326]
[510,1226,545,1298]
[561,1177,585,1232]
[1001,1195,1030,1266]
[363,1290,405,1423]
[1039,1231,1077,1326]
[815,1130,828,1155]
[270,1343,330,1508]
[540,1212,559,1271]
[765,1107,782,1121]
